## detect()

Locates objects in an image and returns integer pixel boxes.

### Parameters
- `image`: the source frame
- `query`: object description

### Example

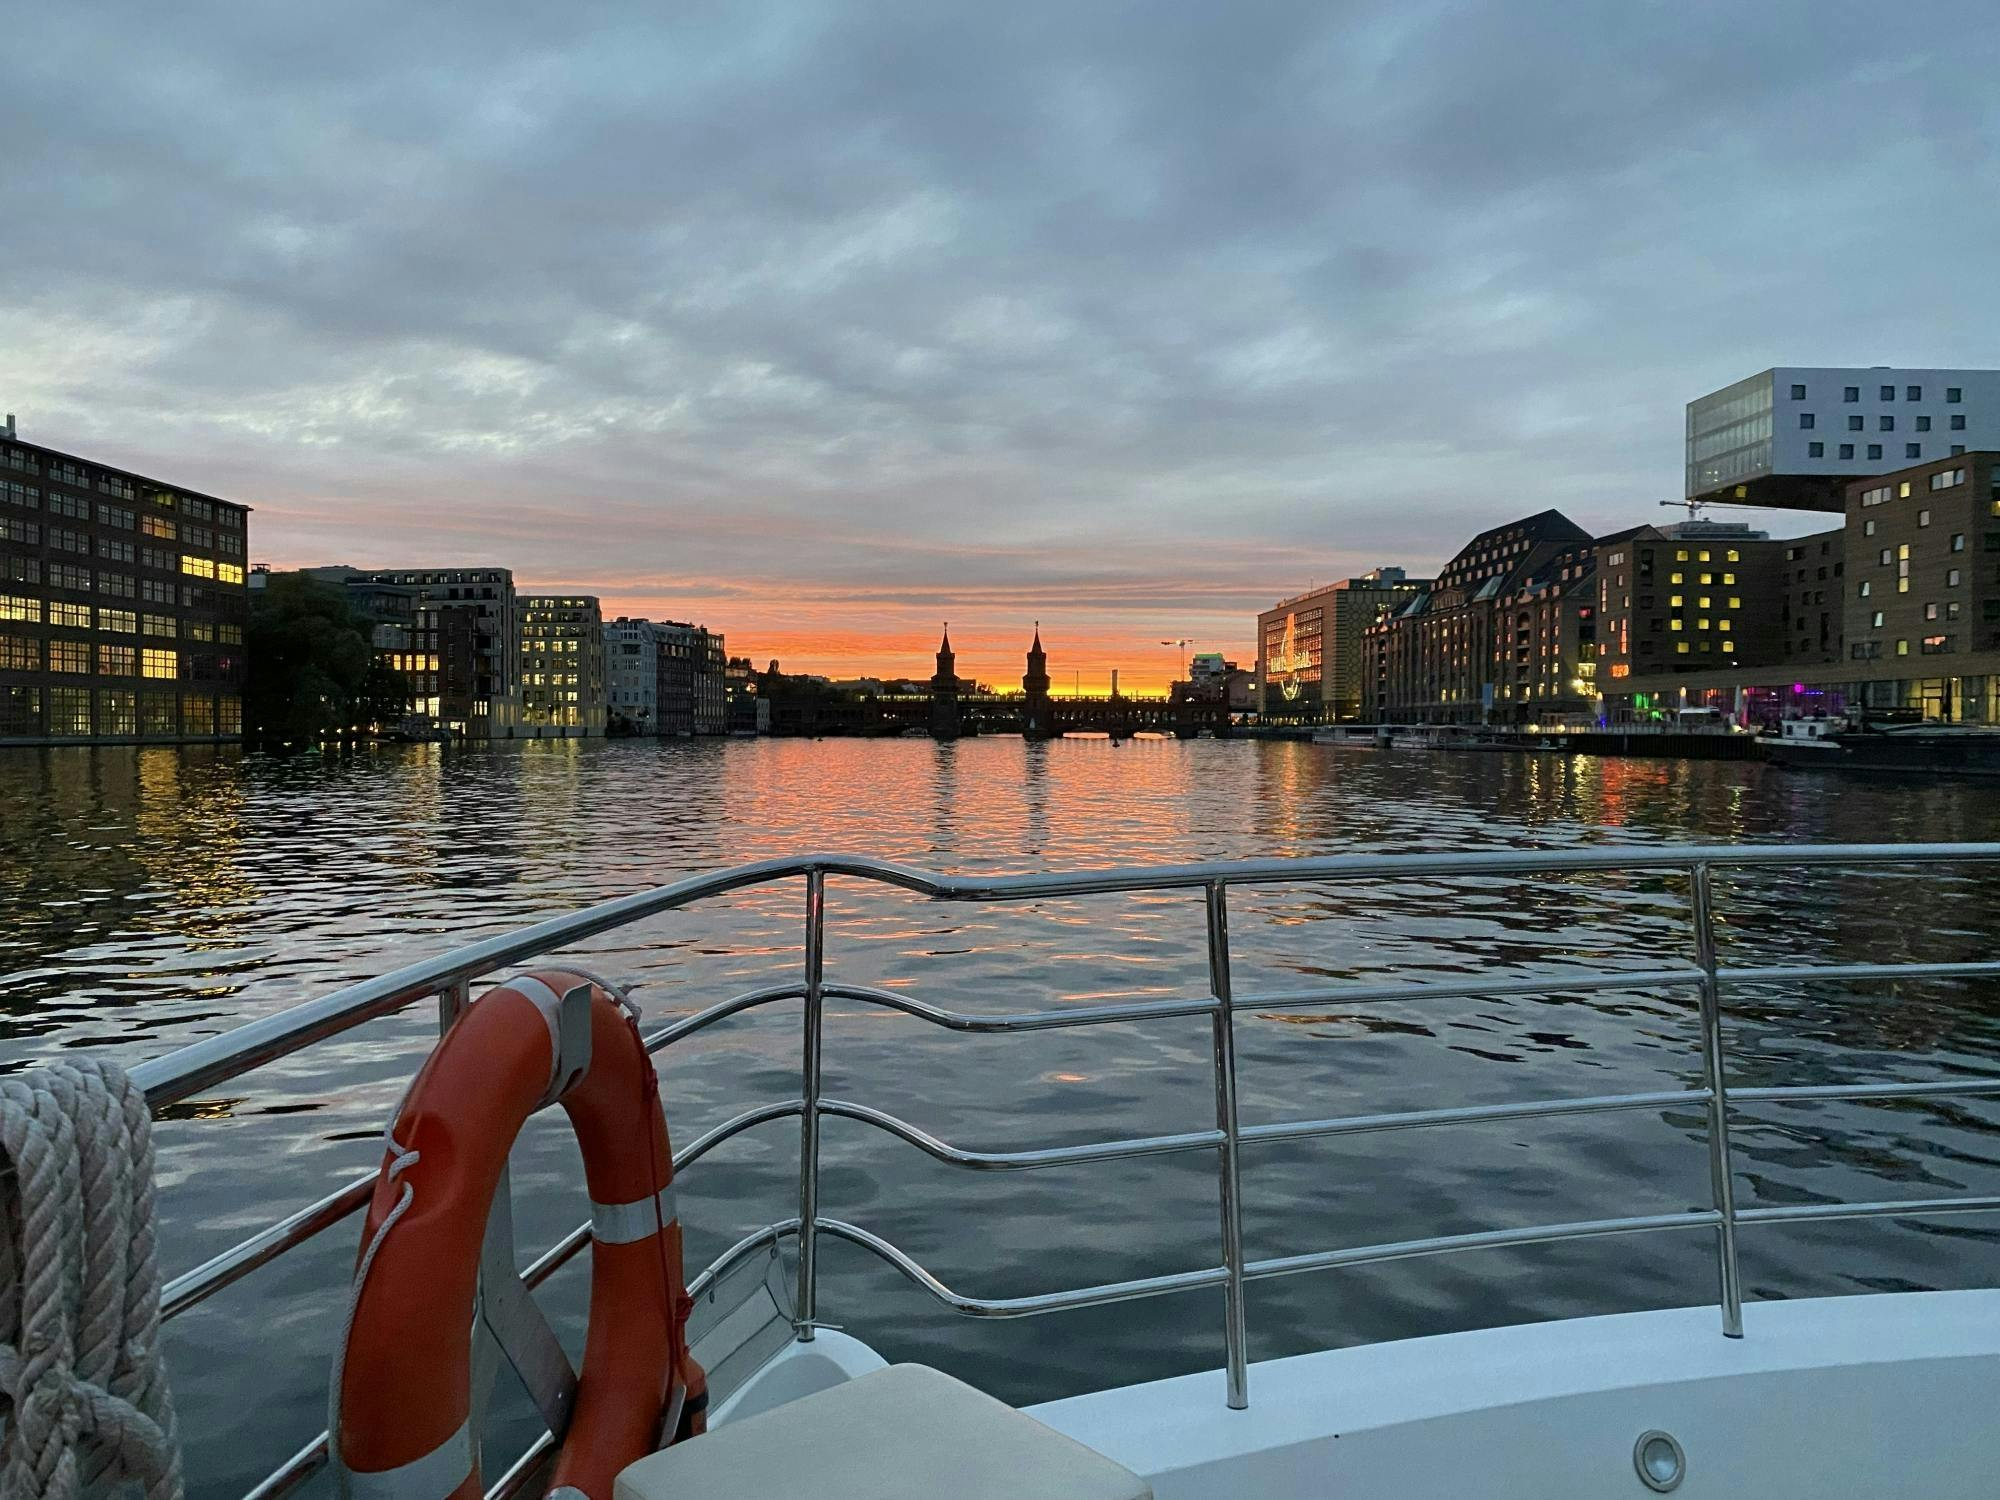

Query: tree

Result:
[246,573,413,748]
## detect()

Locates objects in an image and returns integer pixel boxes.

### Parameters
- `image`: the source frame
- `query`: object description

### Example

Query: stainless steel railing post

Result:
[439,979,469,1032]
[1690,863,1744,1337]
[797,868,827,1340]
[1206,881,1249,1408]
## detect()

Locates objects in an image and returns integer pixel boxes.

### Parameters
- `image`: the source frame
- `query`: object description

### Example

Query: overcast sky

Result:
[5,1,1998,689]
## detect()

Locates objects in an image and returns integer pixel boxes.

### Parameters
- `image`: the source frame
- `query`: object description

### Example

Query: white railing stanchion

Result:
[797,868,827,1340]
[1206,881,1249,1409]
[1690,862,1745,1337]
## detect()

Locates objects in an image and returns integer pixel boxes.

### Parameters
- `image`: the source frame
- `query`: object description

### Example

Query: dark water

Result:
[5,738,2000,1497]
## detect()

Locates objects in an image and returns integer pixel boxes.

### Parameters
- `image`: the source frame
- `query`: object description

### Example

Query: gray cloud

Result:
[4,0,1999,674]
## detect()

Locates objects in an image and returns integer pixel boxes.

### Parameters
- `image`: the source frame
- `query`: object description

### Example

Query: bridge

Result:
[886,626,1234,742]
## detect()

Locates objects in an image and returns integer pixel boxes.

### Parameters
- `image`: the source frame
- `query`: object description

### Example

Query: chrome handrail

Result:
[121,840,2000,1500]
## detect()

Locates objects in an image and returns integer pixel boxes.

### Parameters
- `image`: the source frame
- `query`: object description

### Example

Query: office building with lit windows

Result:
[0,424,249,745]
[338,567,522,738]
[1687,367,2000,513]
[520,595,605,737]
[1257,569,1427,723]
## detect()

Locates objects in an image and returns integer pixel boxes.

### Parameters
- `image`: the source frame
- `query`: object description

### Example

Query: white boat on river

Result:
[8,842,2000,1500]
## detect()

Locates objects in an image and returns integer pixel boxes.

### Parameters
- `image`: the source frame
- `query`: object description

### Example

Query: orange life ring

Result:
[332,970,705,1500]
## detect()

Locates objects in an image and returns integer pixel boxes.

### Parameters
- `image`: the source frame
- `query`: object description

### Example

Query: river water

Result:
[4,737,2000,1497]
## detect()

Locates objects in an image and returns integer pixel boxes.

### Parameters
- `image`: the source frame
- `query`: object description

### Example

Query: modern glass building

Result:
[1688,367,2000,512]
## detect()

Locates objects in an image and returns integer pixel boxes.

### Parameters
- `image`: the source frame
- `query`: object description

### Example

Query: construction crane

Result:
[1160,638,1192,680]
[1660,496,1711,524]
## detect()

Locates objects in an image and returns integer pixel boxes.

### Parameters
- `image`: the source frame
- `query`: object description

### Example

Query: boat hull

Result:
[711,1292,2000,1499]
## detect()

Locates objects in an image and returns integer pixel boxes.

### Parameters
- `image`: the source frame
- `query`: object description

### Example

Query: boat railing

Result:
[125,842,2000,1500]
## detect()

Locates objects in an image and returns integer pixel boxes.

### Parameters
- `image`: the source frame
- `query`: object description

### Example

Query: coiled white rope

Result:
[0,1059,181,1500]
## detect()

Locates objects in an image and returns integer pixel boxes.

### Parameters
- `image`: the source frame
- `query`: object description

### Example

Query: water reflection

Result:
[3,737,1999,1497]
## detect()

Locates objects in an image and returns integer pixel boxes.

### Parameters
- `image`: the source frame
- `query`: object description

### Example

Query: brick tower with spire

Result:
[929,623,962,741]
[1022,622,1055,741]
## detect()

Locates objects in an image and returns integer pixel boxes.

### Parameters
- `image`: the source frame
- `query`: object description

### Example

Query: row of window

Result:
[0,447,245,528]
[0,638,186,677]
[1812,441,1968,462]
[1851,636,1967,660]
[1794,383,1966,403]
[0,685,243,738]
[0,487,245,551]
[0,597,243,641]
[1803,413,1968,433]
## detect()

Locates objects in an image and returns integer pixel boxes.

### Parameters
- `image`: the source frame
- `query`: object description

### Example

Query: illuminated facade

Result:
[520,595,605,737]
[1257,569,1426,723]
[339,567,522,738]
[0,425,249,745]
[1593,522,1834,709]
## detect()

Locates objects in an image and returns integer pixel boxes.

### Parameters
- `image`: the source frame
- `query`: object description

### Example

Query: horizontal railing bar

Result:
[822,981,1220,1032]
[1246,1210,1723,1281]
[679,1100,808,1171]
[687,1219,802,1304]
[820,1098,1225,1169]
[239,1432,327,1500]
[931,842,2000,901]
[1240,967,1707,1011]
[642,984,803,1052]
[525,1102,808,1293]
[1242,1089,1710,1146]
[1722,960,2000,987]
[815,1217,1229,1317]
[1738,1194,2000,1226]
[164,1171,375,1322]
[486,1430,558,1500]
[1732,1078,2000,1106]
[133,842,2000,1112]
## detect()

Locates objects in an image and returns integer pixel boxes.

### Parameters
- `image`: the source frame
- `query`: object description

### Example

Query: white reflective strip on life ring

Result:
[506,974,566,1069]
[589,1184,679,1245]
[338,1419,472,1500]
[546,1489,589,1500]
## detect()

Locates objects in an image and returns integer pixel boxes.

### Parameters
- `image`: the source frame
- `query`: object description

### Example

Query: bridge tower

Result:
[1022,623,1055,741]
[929,623,962,741]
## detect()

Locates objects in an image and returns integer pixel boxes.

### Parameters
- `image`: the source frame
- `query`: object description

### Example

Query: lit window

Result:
[1896,640,1910,656]
[1698,550,1712,562]
[0,594,41,622]
[1698,596,1711,608]
[1697,619,1711,630]
[141,648,178,680]
[1669,571,1683,584]
[1721,640,1734,652]
[1871,611,1885,627]
[1669,619,1683,631]
[1675,550,1689,562]
[49,602,90,629]
[97,644,135,676]
[141,514,176,540]
[217,562,244,585]
[180,556,216,579]
[1729,596,1742,609]
[1670,594,1683,607]
[50,640,90,673]
[1676,641,1689,654]
[143,614,176,637]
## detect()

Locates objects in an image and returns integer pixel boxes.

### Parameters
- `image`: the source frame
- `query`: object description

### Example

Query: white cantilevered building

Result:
[1688,367,2000,513]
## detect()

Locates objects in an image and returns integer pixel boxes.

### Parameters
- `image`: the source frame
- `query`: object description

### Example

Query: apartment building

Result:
[520,595,606,737]
[339,567,522,738]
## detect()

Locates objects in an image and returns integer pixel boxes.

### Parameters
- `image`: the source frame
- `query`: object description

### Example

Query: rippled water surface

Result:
[5,737,2000,1497]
